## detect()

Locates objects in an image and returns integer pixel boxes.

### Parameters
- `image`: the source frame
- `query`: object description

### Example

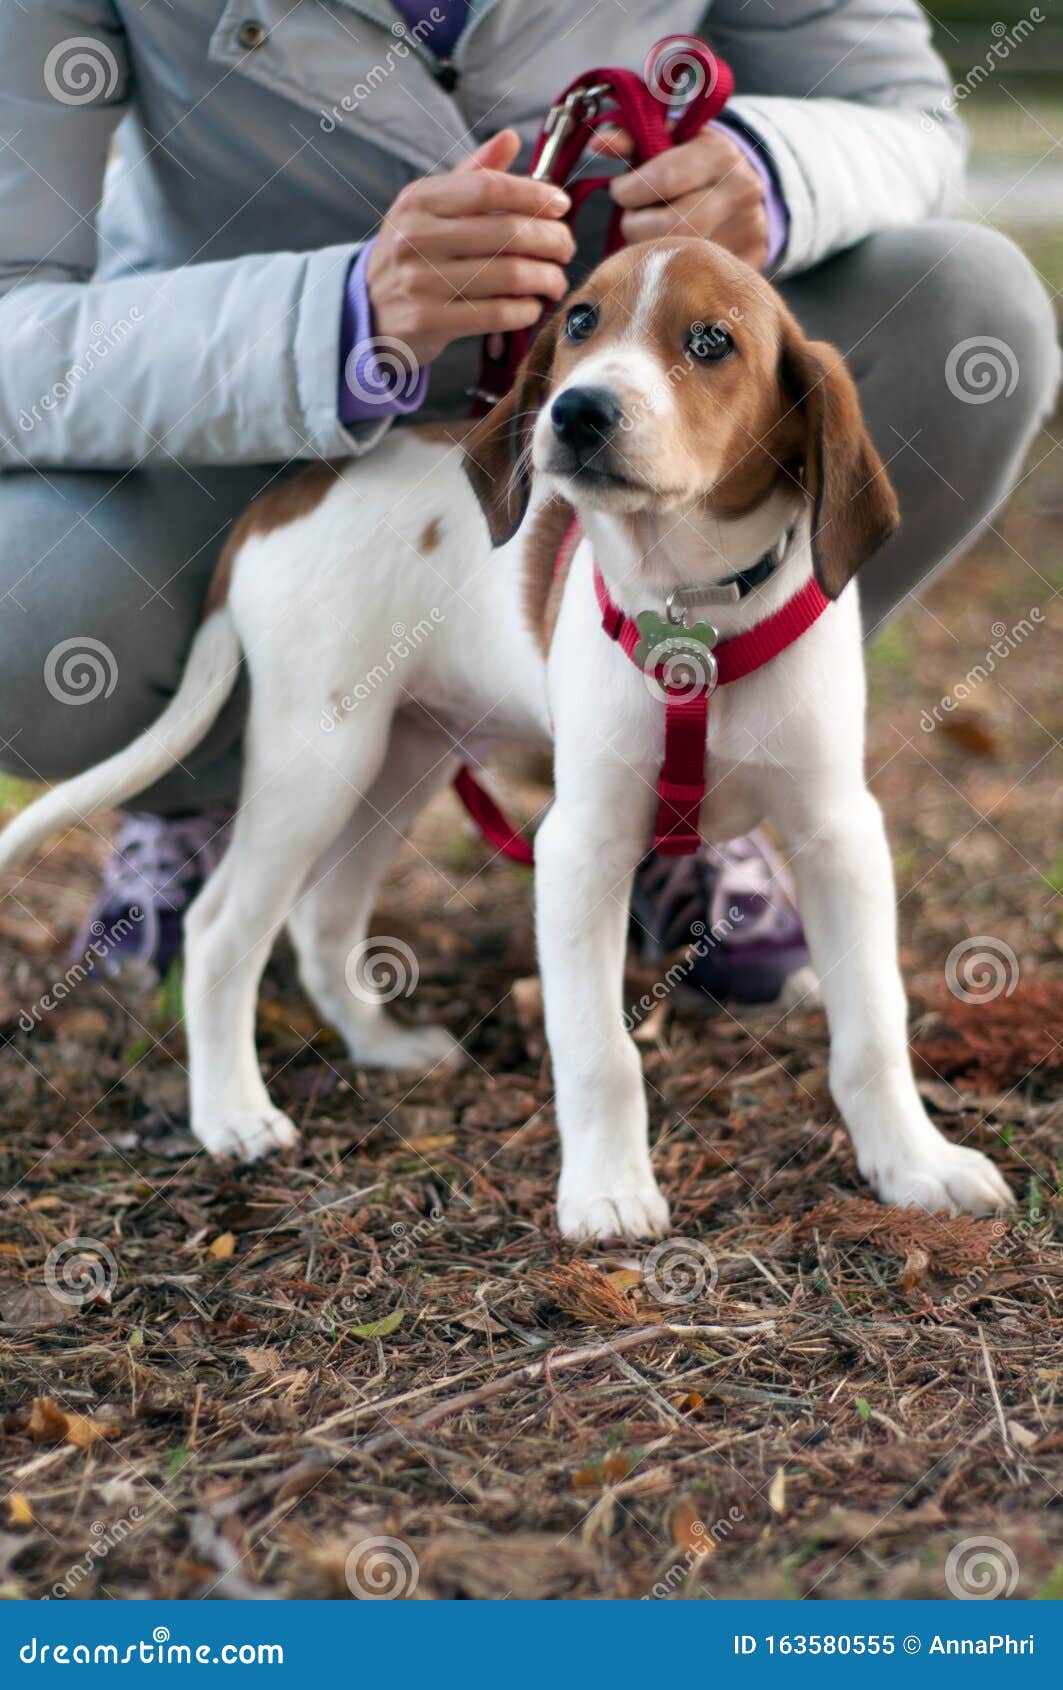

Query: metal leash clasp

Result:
[531,82,611,183]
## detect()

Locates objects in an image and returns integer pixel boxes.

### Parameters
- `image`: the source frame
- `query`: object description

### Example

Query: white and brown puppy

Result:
[0,237,1012,1238]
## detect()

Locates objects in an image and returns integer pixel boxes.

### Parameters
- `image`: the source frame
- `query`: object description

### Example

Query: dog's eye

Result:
[687,321,735,363]
[565,303,598,343]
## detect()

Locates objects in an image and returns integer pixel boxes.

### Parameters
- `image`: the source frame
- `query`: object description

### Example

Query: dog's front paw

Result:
[867,1138,1013,1217]
[558,1177,671,1241]
[197,1108,299,1162]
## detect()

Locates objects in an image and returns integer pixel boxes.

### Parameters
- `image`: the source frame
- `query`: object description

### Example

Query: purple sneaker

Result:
[74,810,230,979]
[631,830,814,1007]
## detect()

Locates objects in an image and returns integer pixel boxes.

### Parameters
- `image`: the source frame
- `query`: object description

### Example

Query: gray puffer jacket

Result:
[0,0,963,468]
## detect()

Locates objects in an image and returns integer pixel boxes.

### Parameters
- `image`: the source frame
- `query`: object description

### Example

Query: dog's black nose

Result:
[550,386,621,456]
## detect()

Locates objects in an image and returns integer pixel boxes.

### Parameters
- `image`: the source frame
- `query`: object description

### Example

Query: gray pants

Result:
[0,222,1057,815]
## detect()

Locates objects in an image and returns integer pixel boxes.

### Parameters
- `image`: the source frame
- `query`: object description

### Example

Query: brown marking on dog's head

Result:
[203,462,342,619]
[463,239,898,597]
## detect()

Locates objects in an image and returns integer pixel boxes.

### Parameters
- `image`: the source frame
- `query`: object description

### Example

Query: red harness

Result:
[459,520,831,866]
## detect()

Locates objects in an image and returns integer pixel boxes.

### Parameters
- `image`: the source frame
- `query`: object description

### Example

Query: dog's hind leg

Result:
[286,711,463,1075]
[182,705,392,1161]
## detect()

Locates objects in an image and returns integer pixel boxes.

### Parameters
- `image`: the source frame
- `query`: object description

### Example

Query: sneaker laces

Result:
[638,828,801,952]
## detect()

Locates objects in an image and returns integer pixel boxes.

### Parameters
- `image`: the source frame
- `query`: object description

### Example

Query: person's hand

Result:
[588,124,770,270]
[366,130,574,367]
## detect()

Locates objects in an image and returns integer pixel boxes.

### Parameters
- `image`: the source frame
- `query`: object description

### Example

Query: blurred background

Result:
[932,0,1061,296]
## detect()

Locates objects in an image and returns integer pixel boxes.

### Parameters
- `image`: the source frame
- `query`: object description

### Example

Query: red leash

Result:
[475,36,734,410]
[456,36,739,864]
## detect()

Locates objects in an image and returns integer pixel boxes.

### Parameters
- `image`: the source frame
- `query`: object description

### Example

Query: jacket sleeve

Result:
[699,0,966,277]
[0,0,384,468]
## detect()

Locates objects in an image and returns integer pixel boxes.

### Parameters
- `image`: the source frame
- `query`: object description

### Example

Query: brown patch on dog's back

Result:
[203,461,342,619]
[524,495,578,654]
[418,516,443,555]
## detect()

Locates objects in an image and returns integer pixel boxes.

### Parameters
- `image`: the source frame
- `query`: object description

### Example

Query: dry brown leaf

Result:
[7,1493,32,1526]
[239,1347,283,1377]
[670,1390,704,1413]
[207,1232,236,1260]
[768,1467,787,1517]
[672,1497,713,1556]
[901,1245,930,1295]
[26,1397,119,1450]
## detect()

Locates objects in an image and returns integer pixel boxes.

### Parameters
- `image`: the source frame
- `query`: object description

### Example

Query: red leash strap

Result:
[475,37,734,410]
[453,765,535,867]
[456,38,737,863]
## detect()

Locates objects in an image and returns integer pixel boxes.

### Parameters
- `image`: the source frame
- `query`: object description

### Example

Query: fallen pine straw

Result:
[356,1322,775,1457]
[799,1196,1005,1278]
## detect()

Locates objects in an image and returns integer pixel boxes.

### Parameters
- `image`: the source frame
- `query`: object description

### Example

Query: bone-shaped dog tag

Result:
[633,610,719,686]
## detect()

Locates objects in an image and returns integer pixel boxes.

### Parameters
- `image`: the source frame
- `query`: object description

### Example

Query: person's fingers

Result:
[618,187,713,244]
[402,213,575,264]
[440,296,547,339]
[586,125,634,158]
[454,128,523,174]
[427,255,569,302]
[610,130,737,208]
[416,167,570,219]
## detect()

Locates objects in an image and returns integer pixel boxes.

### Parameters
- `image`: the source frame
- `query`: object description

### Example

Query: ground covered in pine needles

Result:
[1,412,1061,1602]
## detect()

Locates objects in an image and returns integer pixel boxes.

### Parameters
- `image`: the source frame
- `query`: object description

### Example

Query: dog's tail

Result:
[0,607,241,874]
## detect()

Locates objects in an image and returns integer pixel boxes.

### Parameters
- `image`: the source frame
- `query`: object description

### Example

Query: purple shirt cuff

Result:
[338,241,430,423]
[710,119,788,270]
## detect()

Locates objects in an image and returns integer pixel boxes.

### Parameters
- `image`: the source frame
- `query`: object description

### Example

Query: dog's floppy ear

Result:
[463,312,561,546]
[779,325,899,599]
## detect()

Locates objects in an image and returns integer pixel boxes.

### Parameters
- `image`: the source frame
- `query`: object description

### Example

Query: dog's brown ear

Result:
[779,326,899,599]
[463,312,561,546]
